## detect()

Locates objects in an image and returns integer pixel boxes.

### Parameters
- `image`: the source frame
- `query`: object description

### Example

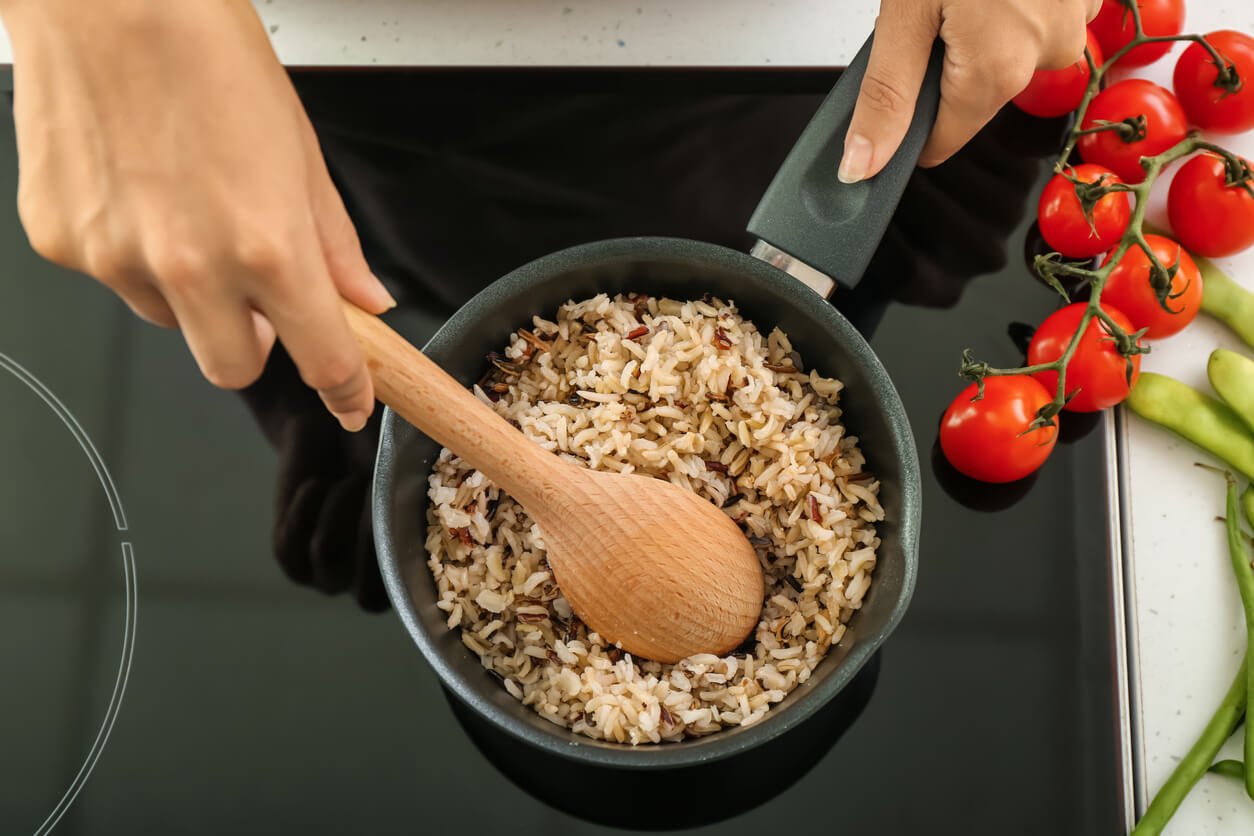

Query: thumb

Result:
[839,9,939,184]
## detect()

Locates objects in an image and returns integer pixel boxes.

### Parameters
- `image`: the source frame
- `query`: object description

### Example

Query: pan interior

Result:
[374,237,920,768]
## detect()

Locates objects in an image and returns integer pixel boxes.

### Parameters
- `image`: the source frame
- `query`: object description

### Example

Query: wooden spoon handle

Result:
[342,302,554,501]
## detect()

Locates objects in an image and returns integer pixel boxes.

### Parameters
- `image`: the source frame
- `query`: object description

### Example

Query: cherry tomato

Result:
[1014,31,1104,118]
[1102,234,1203,339]
[1089,0,1185,68]
[1037,164,1131,258]
[1173,30,1254,134]
[1167,153,1254,257]
[1027,303,1142,412]
[1078,80,1188,183]
[940,376,1059,484]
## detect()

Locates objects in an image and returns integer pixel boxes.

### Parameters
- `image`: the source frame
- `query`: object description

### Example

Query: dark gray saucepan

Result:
[373,32,941,771]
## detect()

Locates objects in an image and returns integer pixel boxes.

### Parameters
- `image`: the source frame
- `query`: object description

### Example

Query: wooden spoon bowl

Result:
[344,302,764,663]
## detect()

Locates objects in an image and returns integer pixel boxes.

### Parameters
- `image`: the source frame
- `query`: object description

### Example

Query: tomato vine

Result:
[959,0,1252,429]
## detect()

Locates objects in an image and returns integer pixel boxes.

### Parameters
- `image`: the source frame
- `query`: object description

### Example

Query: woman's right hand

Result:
[839,0,1099,182]
[1,0,393,431]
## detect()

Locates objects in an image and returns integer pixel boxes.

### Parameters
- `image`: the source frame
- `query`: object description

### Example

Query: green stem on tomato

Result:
[962,1,1250,425]
[1034,263,1101,286]
[966,121,1240,423]
[1108,33,1235,77]
[1056,44,1105,168]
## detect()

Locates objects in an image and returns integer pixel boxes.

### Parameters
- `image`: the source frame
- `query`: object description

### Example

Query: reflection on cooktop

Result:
[0,70,1123,834]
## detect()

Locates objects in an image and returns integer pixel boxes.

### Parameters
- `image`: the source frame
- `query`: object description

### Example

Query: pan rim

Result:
[373,236,921,769]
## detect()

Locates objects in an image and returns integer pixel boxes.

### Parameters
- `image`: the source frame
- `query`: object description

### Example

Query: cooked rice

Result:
[424,293,883,744]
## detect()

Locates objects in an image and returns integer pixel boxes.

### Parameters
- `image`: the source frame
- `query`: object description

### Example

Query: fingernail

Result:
[376,281,398,311]
[337,410,370,432]
[838,133,873,184]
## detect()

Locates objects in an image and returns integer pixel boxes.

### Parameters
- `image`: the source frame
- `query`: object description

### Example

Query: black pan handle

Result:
[747,32,944,290]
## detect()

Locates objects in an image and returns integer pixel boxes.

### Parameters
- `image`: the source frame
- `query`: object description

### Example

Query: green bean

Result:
[1197,254,1254,350]
[1209,349,1254,437]
[1220,476,1254,799]
[1245,486,1254,532]
[1208,759,1246,781]
[1126,373,1254,481]
[1137,482,1254,831]
[1133,659,1247,835]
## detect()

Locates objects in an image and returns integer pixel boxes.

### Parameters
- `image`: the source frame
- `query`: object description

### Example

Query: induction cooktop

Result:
[0,68,1124,834]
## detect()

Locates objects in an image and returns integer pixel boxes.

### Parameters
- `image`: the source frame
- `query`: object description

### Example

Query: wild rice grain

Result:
[424,294,881,744]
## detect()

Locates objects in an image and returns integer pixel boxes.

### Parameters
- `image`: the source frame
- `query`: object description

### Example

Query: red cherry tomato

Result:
[1089,0,1185,68]
[1167,153,1254,257]
[1037,164,1131,258]
[939,376,1059,484]
[1078,80,1188,183]
[1173,30,1254,134]
[1014,31,1104,118]
[1027,303,1142,412]
[1102,234,1204,339]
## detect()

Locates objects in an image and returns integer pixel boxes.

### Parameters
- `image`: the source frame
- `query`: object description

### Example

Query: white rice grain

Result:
[424,293,881,744]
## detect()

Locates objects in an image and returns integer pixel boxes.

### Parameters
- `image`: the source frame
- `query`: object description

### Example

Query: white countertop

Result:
[1125,269,1254,836]
[1099,4,1254,833]
[3,1,1253,832]
[1123,115,1254,836]
[0,1,878,68]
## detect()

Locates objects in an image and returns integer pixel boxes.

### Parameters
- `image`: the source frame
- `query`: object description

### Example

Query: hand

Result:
[1,0,394,431]
[839,0,1101,182]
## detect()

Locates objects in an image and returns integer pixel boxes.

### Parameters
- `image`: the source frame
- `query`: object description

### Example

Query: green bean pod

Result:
[1126,373,1254,481]
[1209,349,1254,437]
[1137,484,1254,831]
[1222,479,1254,799]
[1244,486,1254,532]
[1207,759,1246,781]
[1133,660,1247,835]
[1197,255,1254,351]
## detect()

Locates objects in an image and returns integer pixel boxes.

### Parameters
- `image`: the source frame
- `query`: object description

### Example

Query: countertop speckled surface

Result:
[1116,11,1254,829]
[0,1,881,67]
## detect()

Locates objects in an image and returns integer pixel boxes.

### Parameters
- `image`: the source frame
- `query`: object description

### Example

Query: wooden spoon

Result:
[343,302,764,663]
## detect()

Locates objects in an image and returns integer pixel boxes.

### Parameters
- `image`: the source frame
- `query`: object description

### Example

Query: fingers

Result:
[845,0,1091,172]
[302,115,396,315]
[261,246,376,432]
[919,51,1036,168]
[251,308,278,357]
[312,175,396,314]
[920,0,1089,169]
[164,281,273,390]
[76,221,369,432]
[839,3,940,183]
[140,221,371,434]
[1035,1,1093,70]
[110,277,180,329]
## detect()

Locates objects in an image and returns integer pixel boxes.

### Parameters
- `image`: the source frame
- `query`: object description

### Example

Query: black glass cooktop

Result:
[0,69,1123,834]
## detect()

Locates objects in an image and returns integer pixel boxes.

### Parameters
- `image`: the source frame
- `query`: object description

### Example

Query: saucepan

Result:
[373,32,938,771]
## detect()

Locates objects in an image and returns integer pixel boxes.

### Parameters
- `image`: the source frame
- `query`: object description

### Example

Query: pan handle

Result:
[746,32,944,293]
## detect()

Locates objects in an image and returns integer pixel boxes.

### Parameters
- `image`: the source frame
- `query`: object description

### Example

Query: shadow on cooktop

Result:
[447,653,880,830]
